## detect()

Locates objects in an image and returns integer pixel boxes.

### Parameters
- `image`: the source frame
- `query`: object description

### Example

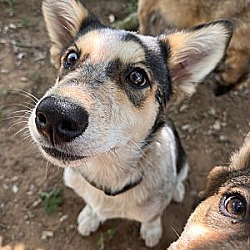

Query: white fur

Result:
[61,125,187,247]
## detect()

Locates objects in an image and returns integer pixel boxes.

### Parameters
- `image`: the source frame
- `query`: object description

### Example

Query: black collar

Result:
[74,169,143,196]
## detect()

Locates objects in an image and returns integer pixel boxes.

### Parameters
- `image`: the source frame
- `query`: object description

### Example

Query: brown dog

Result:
[138,0,250,95]
[168,133,250,249]
[29,0,232,247]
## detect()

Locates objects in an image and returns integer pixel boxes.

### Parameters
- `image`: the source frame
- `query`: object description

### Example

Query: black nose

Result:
[35,96,89,144]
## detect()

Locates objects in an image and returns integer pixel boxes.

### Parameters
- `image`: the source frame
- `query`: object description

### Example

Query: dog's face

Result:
[168,135,250,250]
[29,0,232,168]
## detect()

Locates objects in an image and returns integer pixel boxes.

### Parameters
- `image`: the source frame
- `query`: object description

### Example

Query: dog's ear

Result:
[230,134,250,172]
[198,165,230,203]
[159,20,233,96]
[42,0,100,68]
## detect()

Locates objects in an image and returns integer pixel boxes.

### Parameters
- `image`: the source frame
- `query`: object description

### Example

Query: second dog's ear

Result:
[42,0,99,68]
[230,134,250,172]
[199,165,230,201]
[160,20,233,97]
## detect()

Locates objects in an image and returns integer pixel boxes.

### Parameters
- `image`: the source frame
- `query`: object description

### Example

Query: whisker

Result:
[43,161,50,182]
[3,103,34,110]
[172,227,180,238]
[14,125,29,137]
[11,109,32,114]
[11,88,39,103]
[19,134,31,144]
[8,121,29,130]
[4,115,29,121]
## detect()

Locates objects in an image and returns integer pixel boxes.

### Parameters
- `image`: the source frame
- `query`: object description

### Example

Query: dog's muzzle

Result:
[35,96,89,145]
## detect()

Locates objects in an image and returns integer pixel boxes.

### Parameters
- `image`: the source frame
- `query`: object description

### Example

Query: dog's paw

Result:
[140,218,162,247]
[173,181,185,203]
[77,205,101,236]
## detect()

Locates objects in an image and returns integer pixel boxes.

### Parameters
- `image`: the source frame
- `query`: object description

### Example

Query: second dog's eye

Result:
[221,194,247,219]
[126,68,149,89]
[64,51,79,69]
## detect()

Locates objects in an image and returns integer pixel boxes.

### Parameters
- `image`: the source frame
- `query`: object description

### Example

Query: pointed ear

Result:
[230,134,250,171]
[42,0,99,68]
[159,20,233,96]
[198,165,230,201]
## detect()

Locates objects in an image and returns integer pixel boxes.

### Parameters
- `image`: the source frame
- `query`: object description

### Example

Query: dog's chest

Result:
[64,127,178,221]
[64,165,176,222]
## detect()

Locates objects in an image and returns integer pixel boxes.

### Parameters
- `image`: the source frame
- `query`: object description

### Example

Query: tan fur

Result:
[75,31,146,65]
[163,23,231,95]
[230,132,250,171]
[139,0,250,95]
[168,135,250,250]
[29,0,232,247]
[42,0,89,67]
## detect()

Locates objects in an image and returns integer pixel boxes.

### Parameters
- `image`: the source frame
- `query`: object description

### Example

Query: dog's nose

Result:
[35,96,88,144]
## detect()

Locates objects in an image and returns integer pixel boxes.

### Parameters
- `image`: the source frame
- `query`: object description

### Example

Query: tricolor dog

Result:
[29,0,232,247]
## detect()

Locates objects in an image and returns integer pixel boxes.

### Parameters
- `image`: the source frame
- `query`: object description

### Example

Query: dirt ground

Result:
[0,1,249,250]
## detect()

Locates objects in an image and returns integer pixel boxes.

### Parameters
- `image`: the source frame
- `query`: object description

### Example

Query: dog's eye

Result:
[126,68,149,88]
[64,51,79,69]
[221,194,247,219]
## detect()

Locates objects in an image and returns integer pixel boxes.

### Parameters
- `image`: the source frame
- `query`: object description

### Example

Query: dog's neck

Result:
[71,115,167,195]
[75,144,146,195]
[74,167,143,196]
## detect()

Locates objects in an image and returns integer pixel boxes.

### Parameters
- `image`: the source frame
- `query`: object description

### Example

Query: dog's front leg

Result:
[77,204,101,236]
[140,215,162,248]
[64,168,102,236]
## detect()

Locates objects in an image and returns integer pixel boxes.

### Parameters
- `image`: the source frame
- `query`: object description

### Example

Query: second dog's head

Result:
[168,134,250,250]
[29,0,232,167]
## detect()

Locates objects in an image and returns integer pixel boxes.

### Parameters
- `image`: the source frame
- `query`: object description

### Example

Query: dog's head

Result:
[169,134,250,250]
[29,0,232,167]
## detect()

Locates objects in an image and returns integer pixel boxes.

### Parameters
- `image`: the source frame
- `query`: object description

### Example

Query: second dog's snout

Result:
[35,96,89,144]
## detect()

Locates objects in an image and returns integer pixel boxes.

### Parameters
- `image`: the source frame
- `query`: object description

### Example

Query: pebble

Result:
[59,214,68,223]
[0,39,7,44]
[208,107,217,117]
[179,104,188,112]
[181,124,190,131]
[3,26,9,34]
[219,135,229,142]
[31,199,42,208]
[11,176,19,182]
[213,120,221,131]
[41,231,54,240]
[17,52,26,60]
[12,184,19,193]
[9,23,17,30]
[0,69,9,74]
[68,224,75,230]
[108,14,115,23]
[0,203,5,210]
[34,52,46,62]
[20,77,28,82]
[27,183,37,195]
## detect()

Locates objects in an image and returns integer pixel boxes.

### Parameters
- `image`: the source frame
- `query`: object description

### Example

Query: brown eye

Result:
[64,51,79,69]
[126,68,149,88]
[221,194,247,219]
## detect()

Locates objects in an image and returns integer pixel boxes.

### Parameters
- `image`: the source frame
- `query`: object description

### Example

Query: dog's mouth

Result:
[42,146,86,162]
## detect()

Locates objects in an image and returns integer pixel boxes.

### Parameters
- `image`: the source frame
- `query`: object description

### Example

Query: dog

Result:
[168,133,250,250]
[138,0,250,96]
[28,0,232,247]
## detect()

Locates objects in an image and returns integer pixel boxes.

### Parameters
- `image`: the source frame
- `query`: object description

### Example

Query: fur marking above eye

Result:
[64,50,79,69]
[126,67,149,89]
